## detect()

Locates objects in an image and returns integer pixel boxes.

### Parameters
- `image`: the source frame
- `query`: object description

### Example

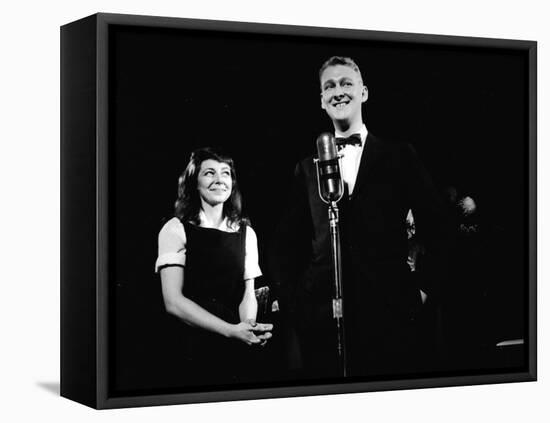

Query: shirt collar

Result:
[198,210,235,232]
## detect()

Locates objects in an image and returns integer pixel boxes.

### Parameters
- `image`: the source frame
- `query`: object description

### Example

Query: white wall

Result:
[1,1,547,421]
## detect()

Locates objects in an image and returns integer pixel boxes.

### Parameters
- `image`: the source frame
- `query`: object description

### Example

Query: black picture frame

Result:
[61,12,537,409]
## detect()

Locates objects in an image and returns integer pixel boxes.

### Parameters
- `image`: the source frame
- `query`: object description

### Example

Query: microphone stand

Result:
[314,157,347,377]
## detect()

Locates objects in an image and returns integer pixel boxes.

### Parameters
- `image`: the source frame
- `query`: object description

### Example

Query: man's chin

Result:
[329,113,352,124]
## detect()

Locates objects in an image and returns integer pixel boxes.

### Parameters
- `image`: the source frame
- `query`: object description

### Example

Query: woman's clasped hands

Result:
[231,320,273,346]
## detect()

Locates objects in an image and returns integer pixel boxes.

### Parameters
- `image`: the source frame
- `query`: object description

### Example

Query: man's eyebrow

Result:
[323,76,354,85]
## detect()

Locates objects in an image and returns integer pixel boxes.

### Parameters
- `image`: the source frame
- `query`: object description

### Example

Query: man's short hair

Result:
[319,56,364,84]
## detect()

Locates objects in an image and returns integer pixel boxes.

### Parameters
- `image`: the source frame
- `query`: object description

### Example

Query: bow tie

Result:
[335,133,362,148]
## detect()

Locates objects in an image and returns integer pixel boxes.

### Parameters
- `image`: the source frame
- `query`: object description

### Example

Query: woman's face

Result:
[196,159,233,207]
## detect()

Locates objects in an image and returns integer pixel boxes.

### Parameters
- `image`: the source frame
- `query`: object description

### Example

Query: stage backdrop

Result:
[107,24,528,395]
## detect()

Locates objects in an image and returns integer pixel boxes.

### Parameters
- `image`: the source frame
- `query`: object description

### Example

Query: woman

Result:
[155,147,272,385]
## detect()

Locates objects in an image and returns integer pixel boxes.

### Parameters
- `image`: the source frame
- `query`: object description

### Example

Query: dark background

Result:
[108,24,529,395]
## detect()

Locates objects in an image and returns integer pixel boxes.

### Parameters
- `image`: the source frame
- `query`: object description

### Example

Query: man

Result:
[268,56,449,379]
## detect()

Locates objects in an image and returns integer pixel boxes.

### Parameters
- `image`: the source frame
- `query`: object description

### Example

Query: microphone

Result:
[316,133,344,203]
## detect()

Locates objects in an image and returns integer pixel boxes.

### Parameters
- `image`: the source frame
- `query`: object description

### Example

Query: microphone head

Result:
[315,132,343,202]
[316,132,337,162]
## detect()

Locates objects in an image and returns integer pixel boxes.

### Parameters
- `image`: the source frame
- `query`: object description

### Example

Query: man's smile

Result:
[332,99,351,109]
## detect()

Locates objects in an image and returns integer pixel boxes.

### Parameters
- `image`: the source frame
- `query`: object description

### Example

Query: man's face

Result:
[320,64,367,125]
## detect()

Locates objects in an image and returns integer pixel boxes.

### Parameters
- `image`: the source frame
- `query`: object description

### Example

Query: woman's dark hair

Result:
[174,147,248,229]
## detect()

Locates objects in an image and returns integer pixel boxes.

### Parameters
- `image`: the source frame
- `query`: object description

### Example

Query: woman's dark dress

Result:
[180,221,251,386]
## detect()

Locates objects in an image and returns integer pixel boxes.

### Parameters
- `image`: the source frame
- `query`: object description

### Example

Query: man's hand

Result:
[419,289,428,304]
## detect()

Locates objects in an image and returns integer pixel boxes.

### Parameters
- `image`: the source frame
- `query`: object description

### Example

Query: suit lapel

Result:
[351,132,383,199]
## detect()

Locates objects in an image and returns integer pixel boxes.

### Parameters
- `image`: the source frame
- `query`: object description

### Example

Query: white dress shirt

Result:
[335,124,368,196]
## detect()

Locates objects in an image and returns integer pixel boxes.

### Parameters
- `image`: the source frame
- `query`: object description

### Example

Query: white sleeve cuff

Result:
[243,225,262,280]
[244,262,262,280]
[155,252,186,273]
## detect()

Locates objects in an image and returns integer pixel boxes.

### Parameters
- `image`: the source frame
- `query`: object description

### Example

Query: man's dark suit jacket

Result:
[268,133,450,378]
